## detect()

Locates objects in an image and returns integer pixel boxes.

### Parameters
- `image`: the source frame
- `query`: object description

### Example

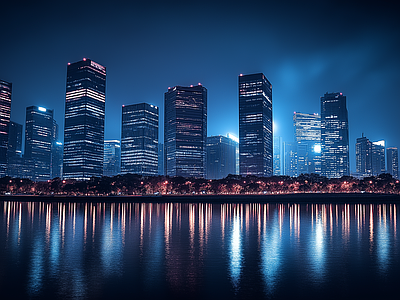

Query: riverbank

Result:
[1,192,400,203]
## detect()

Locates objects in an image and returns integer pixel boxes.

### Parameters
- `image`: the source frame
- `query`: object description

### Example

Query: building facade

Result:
[355,135,372,178]
[63,58,106,180]
[121,103,158,176]
[284,142,297,177]
[371,140,385,176]
[293,112,321,175]
[24,106,54,181]
[320,92,349,178]
[273,136,282,176]
[52,141,63,179]
[206,135,238,179]
[239,73,273,177]
[386,147,399,179]
[158,143,164,175]
[104,140,121,177]
[0,80,12,177]
[164,85,207,178]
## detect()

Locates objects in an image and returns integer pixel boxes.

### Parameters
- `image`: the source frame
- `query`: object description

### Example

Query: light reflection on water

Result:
[1,201,400,299]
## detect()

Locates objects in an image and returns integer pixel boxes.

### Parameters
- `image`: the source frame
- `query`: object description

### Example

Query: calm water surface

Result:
[1,200,399,299]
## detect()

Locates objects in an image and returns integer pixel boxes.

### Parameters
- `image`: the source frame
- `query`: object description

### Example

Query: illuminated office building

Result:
[165,85,207,178]
[63,58,106,180]
[0,80,12,177]
[283,142,297,177]
[386,147,398,179]
[52,141,63,179]
[293,112,321,175]
[355,135,372,178]
[371,140,385,176]
[320,92,349,178]
[24,106,54,181]
[7,121,22,158]
[104,140,121,177]
[273,136,282,176]
[206,135,238,179]
[158,143,164,175]
[239,73,272,177]
[121,103,158,176]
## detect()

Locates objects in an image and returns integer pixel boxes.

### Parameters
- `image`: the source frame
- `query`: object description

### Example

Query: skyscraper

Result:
[239,73,273,177]
[283,142,297,177]
[355,135,372,178]
[121,103,158,176]
[320,92,349,178]
[273,136,282,176]
[104,140,121,177]
[386,147,398,179]
[24,106,54,181]
[293,112,321,175]
[63,58,106,180]
[0,80,12,177]
[51,141,63,179]
[158,143,164,175]
[6,121,23,178]
[165,85,207,178]
[371,140,385,176]
[206,135,238,179]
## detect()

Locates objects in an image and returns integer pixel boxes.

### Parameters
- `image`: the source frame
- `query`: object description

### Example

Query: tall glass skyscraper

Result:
[121,103,158,176]
[355,135,372,178]
[239,73,272,177]
[273,136,282,176]
[104,140,121,177]
[283,142,297,177]
[24,106,54,181]
[206,135,238,179]
[293,112,321,175]
[386,147,398,179]
[63,58,106,180]
[371,140,385,176]
[320,92,349,178]
[164,85,207,178]
[0,80,12,177]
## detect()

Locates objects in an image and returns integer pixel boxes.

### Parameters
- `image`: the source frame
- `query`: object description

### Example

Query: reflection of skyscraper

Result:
[0,80,12,177]
[239,73,272,177]
[355,135,372,178]
[121,103,158,176]
[372,140,385,176]
[386,147,398,179]
[320,92,349,178]
[25,106,54,181]
[63,58,106,180]
[293,112,321,175]
[104,140,121,177]
[206,135,238,179]
[165,85,207,178]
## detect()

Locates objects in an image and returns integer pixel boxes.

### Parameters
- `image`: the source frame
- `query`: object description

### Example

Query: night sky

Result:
[1,0,399,172]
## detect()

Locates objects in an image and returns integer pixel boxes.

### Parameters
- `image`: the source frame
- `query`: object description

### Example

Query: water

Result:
[1,200,399,299]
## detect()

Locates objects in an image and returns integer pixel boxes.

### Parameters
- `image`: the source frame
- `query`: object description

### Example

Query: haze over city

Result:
[1,0,399,172]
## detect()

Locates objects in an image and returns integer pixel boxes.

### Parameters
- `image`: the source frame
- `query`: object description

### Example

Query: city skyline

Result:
[0,1,399,173]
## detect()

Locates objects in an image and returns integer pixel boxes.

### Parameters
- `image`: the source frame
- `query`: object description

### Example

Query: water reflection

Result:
[1,201,400,299]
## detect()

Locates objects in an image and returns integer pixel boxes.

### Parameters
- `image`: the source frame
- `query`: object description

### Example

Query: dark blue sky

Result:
[1,0,399,172]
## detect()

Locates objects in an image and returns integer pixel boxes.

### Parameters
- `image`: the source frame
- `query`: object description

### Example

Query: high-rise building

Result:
[158,143,164,175]
[121,103,158,176]
[206,135,238,179]
[371,140,385,176]
[104,140,121,177]
[320,92,349,178]
[0,80,12,177]
[355,134,372,178]
[24,106,54,181]
[293,112,321,175]
[7,121,22,159]
[273,136,282,176]
[63,58,106,180]
[283,142,297,177]
[52,141,63,179]
[239,73,272,177]
[165,85,207,178]
[386,147,399,179]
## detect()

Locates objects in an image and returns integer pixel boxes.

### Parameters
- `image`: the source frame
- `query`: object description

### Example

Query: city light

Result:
[38,107,46,112]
